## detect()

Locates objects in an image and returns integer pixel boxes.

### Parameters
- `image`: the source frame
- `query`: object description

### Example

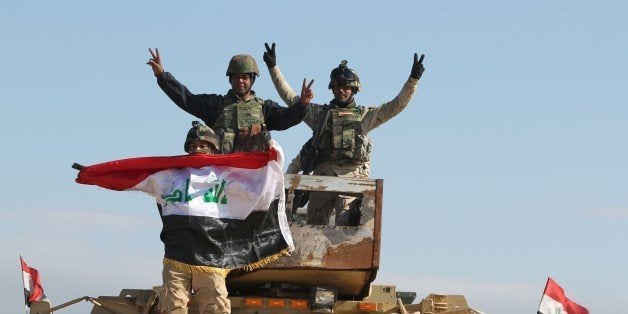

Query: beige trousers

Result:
[159,263,231,314]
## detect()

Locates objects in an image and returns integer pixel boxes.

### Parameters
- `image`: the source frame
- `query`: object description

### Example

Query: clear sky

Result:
[2,1,627,313]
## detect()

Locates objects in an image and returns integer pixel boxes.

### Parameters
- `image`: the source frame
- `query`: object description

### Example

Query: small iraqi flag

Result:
[537,277,588,314]
[20,256,48,307]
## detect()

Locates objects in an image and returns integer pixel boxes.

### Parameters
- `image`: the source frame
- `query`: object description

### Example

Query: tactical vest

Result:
[317,106,372,163]
[213,97,270,153]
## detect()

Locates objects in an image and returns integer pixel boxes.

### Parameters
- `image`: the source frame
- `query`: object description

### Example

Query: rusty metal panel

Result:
[275,175,382,269]
[271,224,375,269]
[372,179,383,268]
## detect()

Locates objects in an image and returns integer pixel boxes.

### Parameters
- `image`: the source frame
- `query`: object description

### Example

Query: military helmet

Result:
[184,121,219,153]
[328,60,361,92]
[226,54,260,77]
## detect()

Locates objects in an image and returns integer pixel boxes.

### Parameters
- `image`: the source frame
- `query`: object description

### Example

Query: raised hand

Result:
[410,53,425,80]
[147,48,164,76]
[300,78,314,105]
[263,42,276,68]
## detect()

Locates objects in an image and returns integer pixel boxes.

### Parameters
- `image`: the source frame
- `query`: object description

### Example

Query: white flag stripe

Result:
[22,270,31,292]
[538,294,567,314]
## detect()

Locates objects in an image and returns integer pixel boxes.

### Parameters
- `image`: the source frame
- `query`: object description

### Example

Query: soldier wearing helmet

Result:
[147,48,313,153]
[263,43,425,226]
[185,120,220,154]
[328,59,361,95]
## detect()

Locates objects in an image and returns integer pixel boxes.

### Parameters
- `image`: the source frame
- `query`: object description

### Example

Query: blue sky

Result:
[2,1,627,312]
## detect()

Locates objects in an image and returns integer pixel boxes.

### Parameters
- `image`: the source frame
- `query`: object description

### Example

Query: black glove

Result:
[263,42,276,68]
[410,53,425,80]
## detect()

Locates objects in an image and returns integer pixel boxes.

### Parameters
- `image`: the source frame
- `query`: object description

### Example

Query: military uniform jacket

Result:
[269,66,419,169]
[157,72,307,131]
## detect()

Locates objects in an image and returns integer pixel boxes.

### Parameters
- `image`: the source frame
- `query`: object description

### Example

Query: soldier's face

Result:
[230,74,252,97]
[333,85,353,103]
[188,140,213,154]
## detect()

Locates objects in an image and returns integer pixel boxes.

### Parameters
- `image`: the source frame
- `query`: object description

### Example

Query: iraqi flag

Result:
[75,143,293,270]
[537,277,589,314]
[20,257,48,307]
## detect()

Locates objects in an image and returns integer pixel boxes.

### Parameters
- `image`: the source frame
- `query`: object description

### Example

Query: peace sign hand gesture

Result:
[147,48,164,77]
[263,42,276,68]
[410,53,425,80]
[299,78,314,106]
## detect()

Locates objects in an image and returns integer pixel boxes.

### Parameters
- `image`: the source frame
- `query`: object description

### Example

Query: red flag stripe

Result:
[76,149,278,191]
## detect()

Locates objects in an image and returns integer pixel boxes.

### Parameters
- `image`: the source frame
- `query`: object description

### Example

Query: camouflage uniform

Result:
[269,65,419,225]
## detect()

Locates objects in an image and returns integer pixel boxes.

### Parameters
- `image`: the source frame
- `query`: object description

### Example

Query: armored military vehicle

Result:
[29,174,483,313]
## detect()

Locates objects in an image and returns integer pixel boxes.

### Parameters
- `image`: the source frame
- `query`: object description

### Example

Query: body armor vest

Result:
[317,106,372,163]
[213,98,270,153]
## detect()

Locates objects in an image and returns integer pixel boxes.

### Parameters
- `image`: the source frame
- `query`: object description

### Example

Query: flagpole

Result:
[19,254,28,314]
[537,276,551,314]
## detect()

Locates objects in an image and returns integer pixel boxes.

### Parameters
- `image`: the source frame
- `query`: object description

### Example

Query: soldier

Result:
[158,121,231,314]
[184,121,220,154]
[147,48,313,153]
[263,43,425,225]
